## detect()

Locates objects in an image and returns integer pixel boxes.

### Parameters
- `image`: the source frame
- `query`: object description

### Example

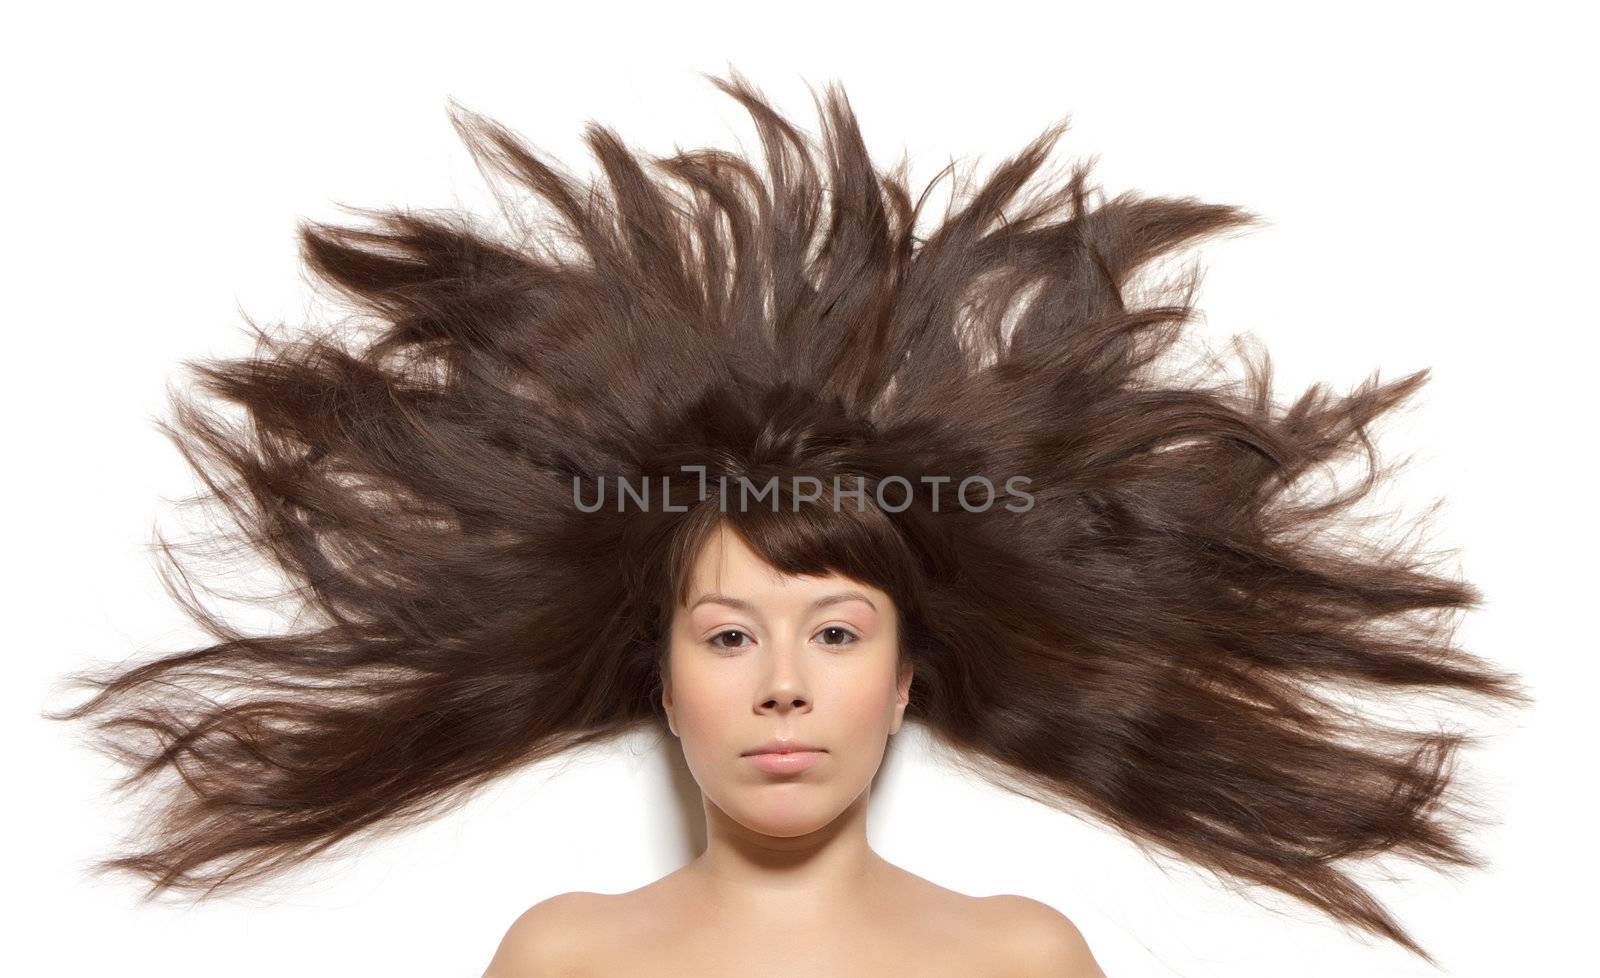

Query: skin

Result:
[484,522,1107,976]
[659,521,915,924]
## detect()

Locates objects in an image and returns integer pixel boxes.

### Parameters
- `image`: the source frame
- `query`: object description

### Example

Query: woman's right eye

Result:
[708,629,752,651]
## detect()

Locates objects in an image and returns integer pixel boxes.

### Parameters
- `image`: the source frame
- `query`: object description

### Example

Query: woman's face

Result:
[662,525,912,838]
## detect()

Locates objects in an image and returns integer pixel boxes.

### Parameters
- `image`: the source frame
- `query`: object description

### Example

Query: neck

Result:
[687,786,890,921]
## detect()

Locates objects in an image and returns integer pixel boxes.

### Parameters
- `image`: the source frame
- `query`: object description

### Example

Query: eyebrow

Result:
[688,590,879,614]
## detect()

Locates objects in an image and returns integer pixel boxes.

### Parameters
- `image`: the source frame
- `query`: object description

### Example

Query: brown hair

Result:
[48,68,1530,964]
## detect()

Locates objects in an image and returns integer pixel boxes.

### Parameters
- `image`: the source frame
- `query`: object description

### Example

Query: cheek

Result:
[835,673,900,733]
[668,658,737,737]
[800,657,898,733]
[666,648,901,745]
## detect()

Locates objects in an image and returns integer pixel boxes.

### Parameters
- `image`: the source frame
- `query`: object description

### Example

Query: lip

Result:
[741,739,826,776]
[742,739,825,756]
[745,750,824,774]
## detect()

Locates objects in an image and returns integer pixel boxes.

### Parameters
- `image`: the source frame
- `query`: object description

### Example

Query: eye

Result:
[707,629,752,651]
[704,626,859,652]
[815,625,859,647]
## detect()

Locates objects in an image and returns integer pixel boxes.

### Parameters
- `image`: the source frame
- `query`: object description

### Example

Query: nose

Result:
[760,689,808,711]
[755,634,811,714]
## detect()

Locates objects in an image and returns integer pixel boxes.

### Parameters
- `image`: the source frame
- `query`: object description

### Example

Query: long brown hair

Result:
[48,68,1530,964]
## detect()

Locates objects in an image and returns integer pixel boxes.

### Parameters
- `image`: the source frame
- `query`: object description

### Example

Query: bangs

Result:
[661,487,933,633]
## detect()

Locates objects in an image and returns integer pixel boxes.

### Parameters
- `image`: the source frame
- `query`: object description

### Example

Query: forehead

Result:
[682,525,887,613]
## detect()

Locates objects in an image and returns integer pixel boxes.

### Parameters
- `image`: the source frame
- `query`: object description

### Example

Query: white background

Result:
[7,1,1593,975]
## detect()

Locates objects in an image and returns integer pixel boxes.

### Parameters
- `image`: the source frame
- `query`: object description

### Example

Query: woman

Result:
[51,67,1528,974]
[486,521,1106,975]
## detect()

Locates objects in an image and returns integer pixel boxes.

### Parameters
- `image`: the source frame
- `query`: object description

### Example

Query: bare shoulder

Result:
[983,895,1107,978]
[481,891,608,977]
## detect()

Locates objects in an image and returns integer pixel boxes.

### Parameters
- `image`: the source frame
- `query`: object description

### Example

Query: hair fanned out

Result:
[49,67,1530,964]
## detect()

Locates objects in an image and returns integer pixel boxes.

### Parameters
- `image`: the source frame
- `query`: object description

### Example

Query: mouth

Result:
[741,741,825,756]
[745,750,824,774]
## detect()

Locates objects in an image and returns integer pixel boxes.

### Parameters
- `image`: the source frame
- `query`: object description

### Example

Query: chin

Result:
[722,789,854,837]
[734,808,838,838]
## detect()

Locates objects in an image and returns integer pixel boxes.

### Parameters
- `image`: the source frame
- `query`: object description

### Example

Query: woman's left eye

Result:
[816,626,858,646]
